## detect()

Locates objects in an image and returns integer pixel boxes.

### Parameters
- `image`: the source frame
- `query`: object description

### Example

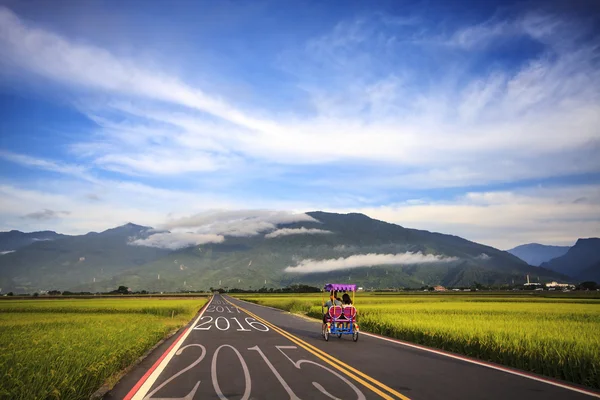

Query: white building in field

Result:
[523,274,543,288]
[545,281,572,289]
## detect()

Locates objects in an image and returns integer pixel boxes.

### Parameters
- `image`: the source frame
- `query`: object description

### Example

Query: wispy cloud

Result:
[0,150,95,182]
[0,4,598,249]
[265,227,332,238]
[348,184,600,249]
[1,6,598,187]
[0,7,271,133]
[285,252,458,274]
[21,209,70,220]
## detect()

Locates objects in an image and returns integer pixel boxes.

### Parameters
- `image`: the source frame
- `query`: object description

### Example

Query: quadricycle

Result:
[321,283,359,342]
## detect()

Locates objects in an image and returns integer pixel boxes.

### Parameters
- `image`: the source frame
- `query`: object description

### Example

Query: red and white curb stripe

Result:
[123,296,214,400]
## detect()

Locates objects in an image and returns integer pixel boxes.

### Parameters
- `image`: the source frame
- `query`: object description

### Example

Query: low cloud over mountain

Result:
[130,232,225,250]
[133,210,319,249]
[265,227,332,238]
[285,252,459,274]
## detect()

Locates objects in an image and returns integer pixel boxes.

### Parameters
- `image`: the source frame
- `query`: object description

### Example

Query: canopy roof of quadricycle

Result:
[324,283,356,292]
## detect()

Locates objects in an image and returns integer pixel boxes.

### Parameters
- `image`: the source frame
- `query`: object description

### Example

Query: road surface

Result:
[107,294,600,400]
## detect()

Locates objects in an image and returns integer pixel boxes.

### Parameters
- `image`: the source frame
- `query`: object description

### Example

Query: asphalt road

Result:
[107,294,600,400]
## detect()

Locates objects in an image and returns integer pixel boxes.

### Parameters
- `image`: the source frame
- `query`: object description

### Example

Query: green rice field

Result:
[0,297,208,400]
[235,292,600,389]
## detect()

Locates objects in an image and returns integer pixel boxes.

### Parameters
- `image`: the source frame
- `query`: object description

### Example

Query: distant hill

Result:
[0,213,570,293]
[0,230,69,252]
[507,243,571,266]
[0,223,169,293]
[540,238,600,281]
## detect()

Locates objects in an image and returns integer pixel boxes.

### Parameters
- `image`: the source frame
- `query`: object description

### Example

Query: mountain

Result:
[0,223,169,293]
[0,213,570,293]
[540,238,600,281]
[70,212,566,293]
[507,243,571,266]
[0,230,68,252]
[578,261,600,283]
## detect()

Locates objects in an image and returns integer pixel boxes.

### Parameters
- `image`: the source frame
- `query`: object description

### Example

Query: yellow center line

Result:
[224,297,411,400]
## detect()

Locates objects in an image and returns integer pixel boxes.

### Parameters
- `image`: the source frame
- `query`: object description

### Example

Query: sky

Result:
[0,0,599,250]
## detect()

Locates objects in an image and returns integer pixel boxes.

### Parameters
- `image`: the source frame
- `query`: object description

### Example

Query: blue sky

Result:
[0,0,599,249]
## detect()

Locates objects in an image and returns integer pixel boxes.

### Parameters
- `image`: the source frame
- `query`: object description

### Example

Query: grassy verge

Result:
[234,293,600,389]
[0,298,207,400]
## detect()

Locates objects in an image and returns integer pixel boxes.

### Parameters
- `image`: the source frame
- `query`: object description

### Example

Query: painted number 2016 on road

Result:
[193,316,269,332]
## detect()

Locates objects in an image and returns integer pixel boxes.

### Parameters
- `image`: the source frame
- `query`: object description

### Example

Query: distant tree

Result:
[48,290,61,296]
[109,285,130,295]
[7,292,14,296]
[33,292,39,297]
[578,281,598,291]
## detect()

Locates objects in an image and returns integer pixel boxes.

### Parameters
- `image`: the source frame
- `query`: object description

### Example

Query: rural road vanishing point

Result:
[106,294,600,400]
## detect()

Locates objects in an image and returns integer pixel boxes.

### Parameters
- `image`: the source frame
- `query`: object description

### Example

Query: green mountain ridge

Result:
[0,212,570,293]
[507,243,571,266]
[0,230,69,252]
[539,238,600,281]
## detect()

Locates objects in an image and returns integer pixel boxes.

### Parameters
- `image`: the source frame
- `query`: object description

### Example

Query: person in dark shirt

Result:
[322,291,342,329]
[342,293,352,305]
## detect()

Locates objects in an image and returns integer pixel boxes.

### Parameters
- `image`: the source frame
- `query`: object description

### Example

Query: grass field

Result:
[235,292,600,389]
[0,297,207,400]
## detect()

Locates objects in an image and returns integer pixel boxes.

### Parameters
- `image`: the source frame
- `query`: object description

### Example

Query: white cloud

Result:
[285,252,458,274]
[344,184,600,249]
[333,245,357,252]
[0,251,15,255]
[447,13,567,50]
[125,210,319,249]
[0,180,247,235]
[0,7,598,187]
[265,227,332,238]
[0,6,598,253]
[21,209,70,220]
[130,232,224,250]
[0,150,96,182]
[0,7,274,134]
[162,210,318,237]
[476,253,491,260]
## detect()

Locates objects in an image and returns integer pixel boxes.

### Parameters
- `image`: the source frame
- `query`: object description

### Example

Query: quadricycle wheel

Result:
[323,325,329,341]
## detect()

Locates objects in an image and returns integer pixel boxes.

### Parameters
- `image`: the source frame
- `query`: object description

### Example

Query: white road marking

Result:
[131,296,214,400]
[248,345,301,400]
[143,344,205,400]
[230,296,600,399]
[361,332,600,398]
[211,344,252,400]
